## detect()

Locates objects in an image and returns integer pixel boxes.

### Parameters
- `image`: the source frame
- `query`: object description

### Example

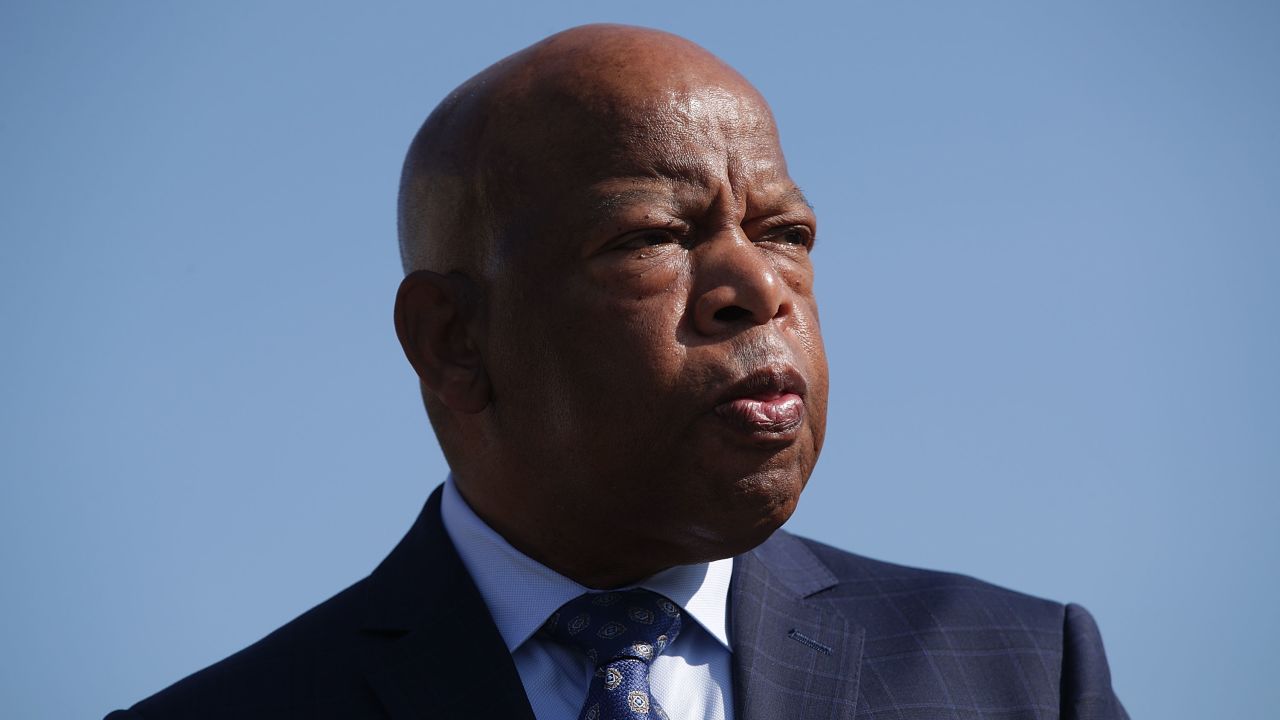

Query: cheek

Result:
[514,257,691,412]
[777,255,812,290]
[589,249,688,296]
[775,263,828,446]
[582,253,690,357]
[795,298,827,374]
[777,263,826,367]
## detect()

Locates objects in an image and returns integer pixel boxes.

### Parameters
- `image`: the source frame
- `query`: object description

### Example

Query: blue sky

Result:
[2,2,1277,718]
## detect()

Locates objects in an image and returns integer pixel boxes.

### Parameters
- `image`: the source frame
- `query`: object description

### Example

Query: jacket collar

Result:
[358,486,537,720]
[357,487,864,720]
[730,529,865,720]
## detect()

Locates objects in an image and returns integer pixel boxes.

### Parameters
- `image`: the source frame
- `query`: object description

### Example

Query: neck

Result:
[452,477,698,589]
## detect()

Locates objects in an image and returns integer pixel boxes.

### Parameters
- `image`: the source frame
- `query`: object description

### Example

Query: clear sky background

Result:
[2,2,1276,718]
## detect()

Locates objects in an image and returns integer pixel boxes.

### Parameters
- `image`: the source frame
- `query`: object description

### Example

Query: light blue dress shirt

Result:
[440,477,735,720]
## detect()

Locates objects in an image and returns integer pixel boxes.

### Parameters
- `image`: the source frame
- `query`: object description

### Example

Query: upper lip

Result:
[714,365,807,405]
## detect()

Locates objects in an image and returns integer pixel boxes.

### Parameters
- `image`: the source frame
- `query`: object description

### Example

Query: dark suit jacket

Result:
[107,487,1127,719]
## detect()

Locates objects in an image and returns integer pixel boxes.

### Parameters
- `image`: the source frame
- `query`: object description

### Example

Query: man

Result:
[108,24,1127,720]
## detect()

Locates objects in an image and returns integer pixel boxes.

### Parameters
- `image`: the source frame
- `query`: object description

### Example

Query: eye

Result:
[616,228,683,251]
[761,225,814,248]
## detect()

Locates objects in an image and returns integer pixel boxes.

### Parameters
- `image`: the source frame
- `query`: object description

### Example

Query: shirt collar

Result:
[439,476,733,653]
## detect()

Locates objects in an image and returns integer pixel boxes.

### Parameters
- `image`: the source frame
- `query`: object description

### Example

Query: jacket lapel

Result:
[358,487,537,720]
[354,490,863,720]
[731,530,864,720]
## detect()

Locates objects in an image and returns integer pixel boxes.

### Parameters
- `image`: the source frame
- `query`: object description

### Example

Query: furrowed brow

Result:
[588,188,675,224]
[782,186,814,211]
[748,185,815,219]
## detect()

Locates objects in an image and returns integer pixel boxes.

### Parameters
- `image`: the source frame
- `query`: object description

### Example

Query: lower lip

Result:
[714,393,806,439]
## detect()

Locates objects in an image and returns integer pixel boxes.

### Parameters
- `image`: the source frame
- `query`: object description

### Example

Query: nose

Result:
[691,232,790,336]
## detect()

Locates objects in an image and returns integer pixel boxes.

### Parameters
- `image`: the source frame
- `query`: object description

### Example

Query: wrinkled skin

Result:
[395,25,828,588]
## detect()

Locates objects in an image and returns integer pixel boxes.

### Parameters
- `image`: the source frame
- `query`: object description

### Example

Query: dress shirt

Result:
[440,477,735,720]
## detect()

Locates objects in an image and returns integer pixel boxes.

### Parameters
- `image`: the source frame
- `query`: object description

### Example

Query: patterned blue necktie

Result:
[542,589,683,720]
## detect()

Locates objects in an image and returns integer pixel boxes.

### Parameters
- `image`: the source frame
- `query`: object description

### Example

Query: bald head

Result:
[397,24,773,277]
[394,25,823,586]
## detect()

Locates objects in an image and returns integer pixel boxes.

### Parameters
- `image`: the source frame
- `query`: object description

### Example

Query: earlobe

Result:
[394,270,491,414]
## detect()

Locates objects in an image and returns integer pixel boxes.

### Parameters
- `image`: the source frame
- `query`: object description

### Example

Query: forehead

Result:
[607,83,782,173]
[587,179,810,221]
[513,82,795,214]
[478,46,806,260]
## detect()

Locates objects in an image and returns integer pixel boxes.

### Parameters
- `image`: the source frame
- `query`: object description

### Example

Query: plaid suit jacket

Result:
[107,488,1127,719]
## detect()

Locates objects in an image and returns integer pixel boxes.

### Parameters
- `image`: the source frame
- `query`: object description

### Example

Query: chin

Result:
[676,463,809,563]
[633,422,820,564]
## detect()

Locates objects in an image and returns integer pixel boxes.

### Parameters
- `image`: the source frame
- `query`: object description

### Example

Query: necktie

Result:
[542,589,683,720]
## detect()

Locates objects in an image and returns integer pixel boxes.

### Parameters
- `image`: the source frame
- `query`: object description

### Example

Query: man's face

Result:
[480,77,828,562]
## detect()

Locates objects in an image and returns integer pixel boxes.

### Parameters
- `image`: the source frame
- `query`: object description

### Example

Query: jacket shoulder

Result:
[788,534,1069,699]
[785,534,1128,718]
[794,534,1066,632]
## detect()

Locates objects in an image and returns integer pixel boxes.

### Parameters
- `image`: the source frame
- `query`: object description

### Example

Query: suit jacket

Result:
[107,487,1127,719]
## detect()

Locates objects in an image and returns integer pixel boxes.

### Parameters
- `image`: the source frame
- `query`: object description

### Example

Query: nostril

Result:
[714,305,752,323]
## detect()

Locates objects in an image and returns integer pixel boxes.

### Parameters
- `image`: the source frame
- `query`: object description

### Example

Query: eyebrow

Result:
[779,186,815,211]
[587,183,815,225]
[589,188,673,219]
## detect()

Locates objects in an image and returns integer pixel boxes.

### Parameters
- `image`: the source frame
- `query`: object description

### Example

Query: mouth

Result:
[713,366,808,443]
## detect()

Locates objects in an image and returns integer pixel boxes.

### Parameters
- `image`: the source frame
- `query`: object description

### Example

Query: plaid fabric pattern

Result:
[731,530,1128,720]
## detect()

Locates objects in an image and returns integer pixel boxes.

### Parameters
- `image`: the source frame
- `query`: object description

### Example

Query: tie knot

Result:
[542,589,683,667]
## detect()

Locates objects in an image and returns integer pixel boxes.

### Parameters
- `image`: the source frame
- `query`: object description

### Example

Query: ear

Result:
[394,270,490,414]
